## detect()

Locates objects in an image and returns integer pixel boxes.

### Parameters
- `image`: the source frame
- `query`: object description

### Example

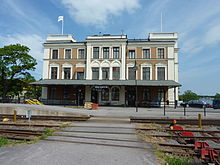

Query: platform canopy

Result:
[31,79,181,88]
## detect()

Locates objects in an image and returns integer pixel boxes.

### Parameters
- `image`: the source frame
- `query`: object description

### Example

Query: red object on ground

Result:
[201,148,219,162]
[194,141,209,151]
[181,131,194,137]
[172,125,184,130]
[92,103,98,110]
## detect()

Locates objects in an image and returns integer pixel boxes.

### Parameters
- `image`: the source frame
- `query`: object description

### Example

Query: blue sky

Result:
[0,0,220,95]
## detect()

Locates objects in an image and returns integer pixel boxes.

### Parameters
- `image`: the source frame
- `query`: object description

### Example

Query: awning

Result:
[75,67,84,72]
[31,79,181,87]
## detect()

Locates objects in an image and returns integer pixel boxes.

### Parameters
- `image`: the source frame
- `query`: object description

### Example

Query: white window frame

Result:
[49,63,60,79]
[126,63,137,80]
[141,63,152,80]
[142,48,151,59]
[156,47,166,59]
[62,62,73,79]
[64,48,72,59]
[51,49,59,59]
[77,48,85,59]
[155,63,167,80]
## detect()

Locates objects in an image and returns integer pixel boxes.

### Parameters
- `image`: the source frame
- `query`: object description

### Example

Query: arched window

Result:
[111,87,120,101]
[101,88,109,101]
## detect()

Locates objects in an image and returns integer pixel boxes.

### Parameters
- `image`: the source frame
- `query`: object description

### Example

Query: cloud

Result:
[0,34,44,79]
[59,0,140,27]
[204,24,220,45]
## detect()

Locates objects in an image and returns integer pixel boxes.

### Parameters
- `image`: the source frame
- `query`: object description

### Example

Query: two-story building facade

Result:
[33,33,180,106]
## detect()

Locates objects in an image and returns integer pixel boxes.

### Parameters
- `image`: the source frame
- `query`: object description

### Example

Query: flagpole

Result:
[62,19,64,35]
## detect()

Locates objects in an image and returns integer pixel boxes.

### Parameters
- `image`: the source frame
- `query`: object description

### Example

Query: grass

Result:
[0,137,10,147]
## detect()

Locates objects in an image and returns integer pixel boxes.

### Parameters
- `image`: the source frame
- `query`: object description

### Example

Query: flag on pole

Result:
[58,16,64,22]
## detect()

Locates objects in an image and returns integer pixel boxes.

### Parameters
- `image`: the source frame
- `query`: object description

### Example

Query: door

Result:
[91,87,99,104]
[126,87,136,107]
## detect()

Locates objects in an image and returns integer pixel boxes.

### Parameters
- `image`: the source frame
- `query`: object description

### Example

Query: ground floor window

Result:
[143,88,150,101]
[157,88,165,101]
[111,87,120,101]
[101,88,109,101]
[63,87,69,99]
[50,88,56,99]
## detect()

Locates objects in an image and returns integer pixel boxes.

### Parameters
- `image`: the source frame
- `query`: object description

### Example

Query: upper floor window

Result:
[76,72,84,80]
[64,68,71,79]
[113,47,119,59]
[78,49,85,59]
[128,67,136,80]
[128,50,135,59]
[93,47,99,59]
[111,87,120,101]
[65,49,71,59]
[112,67,120,80]
[92,67,99,80]
[158,48,165,59]
[51,67,58,79]
[157,67,165,80]
[142,67,150,80]
[143,49,150,59]
[103,47,109,59]
[102,67,109,80]
[52,50,58,59]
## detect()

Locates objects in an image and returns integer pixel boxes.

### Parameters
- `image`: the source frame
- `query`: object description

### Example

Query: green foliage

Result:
[0,137,10,147]
[180,90,199,102]
[0,44,37,100]
[214,93,220,99]
[164,156,191,165]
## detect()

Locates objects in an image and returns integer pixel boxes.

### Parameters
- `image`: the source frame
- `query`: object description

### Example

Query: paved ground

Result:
[0,103,219,118]
[0,117,159,165]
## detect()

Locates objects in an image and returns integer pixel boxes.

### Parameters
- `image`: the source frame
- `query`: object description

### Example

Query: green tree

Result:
[180,90,199,102]
[0,44,37,101]
[214,93,220,99]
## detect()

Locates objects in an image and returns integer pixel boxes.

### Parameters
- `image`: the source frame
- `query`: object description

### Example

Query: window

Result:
[142,67,150,80]
[52,50,58,59]
[128,67,136,80]
[102,67,109,80]
[143,89,150,101]
[64,68,71,79]
[63,87,69,99]
[111,87,120,101]
[113,47,119,59]
[157,88,165,101]
[92,67,99,80]
[101,88,109,101]
[65,49,71,59]
[76,72,84,80]
[112,67,120,80]
[143,49,150,58]
[158,48,165,58]
[157,67,165,80]
[128,50,135,59]
[51,67,58,79]
[103,47,109,59]
[93,47,99,59]
[50,88,56,99]
[78,49,85,59]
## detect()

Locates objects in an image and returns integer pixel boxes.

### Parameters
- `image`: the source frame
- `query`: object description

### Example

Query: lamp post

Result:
[134,60,138,112]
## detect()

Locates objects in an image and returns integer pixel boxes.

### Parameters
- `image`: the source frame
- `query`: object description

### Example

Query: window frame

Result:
[112,67,120,80]
[93,47,99,59]
[63,67,71,80]
[142,67,150,80]
[102,67,110,80]
[157,67,165,80]
[103,47,109,59]
[113,47,119,59]
[142,49,150,59]
[64,49,71,59]
[52,49,58,59]
[78,49,85,59]
[51,67,58,79]
[101,88,109,101]
[157,48,165,59]
[111,87,120,101]
[92,67,99,80]
[128,50,135,59]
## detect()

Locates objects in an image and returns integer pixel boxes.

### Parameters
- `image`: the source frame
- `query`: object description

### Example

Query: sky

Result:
[0,0,220,95]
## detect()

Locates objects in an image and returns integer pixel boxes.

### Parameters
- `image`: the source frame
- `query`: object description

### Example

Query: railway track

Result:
[130,117,220,125]
[0,114,90,121]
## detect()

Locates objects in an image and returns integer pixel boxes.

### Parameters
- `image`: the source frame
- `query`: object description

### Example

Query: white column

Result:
[86,44,92,80]
[109,67,113,80]
[99,67,102,80]
[121,44,126,80]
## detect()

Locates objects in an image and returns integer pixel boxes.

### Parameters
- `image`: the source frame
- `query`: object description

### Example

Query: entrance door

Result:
[91,88,98,104]
[126,87,136,107]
